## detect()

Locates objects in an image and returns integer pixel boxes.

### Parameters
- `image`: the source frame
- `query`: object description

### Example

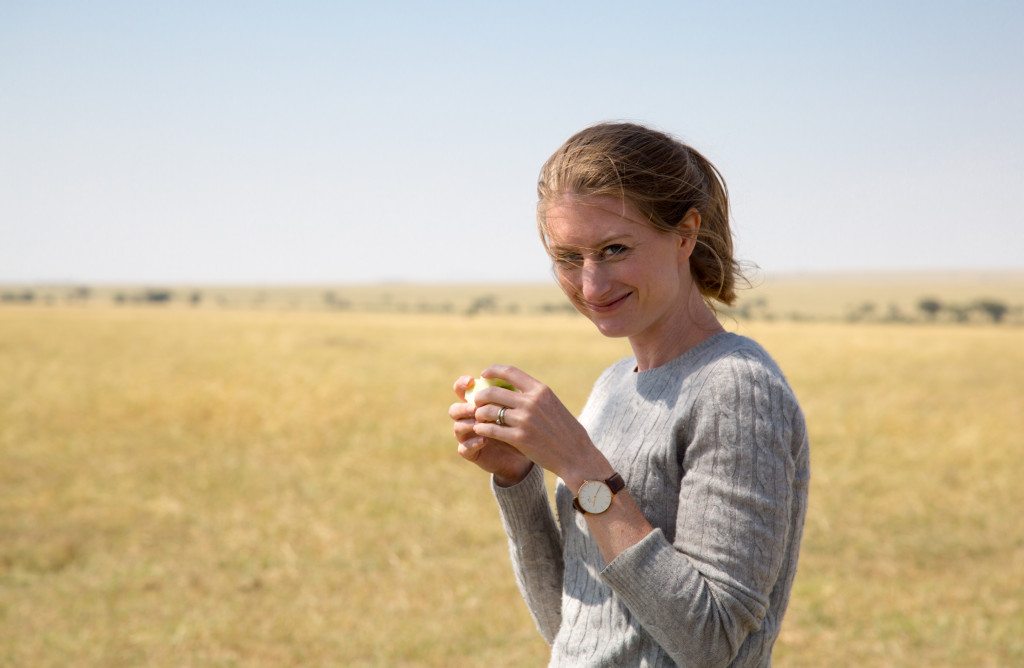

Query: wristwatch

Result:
[572,472,625,514]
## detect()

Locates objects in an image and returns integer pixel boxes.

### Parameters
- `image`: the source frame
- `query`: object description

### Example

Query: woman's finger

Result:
[452,375,475,400]
[453,418,477,441]
[473,420,522,444]
[469,384,523,409]
[449,401,476,421]
[474,404,515,427]
[459,435,485,451]
[473,405,492,424]
[481,365,540,393]
[457,437,484,461]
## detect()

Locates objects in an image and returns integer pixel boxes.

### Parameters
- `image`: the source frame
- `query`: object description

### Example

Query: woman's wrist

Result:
[550,429,611,493]
[559,452,616,494]
[494,461,534,488]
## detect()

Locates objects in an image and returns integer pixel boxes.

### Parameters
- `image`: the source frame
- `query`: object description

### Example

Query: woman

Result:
[449,122,809,667]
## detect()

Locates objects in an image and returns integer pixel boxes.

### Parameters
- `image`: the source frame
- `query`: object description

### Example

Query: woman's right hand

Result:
[450,375,533,486]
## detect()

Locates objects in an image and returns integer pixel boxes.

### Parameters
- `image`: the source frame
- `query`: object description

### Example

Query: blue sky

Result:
[2,1,1022,283]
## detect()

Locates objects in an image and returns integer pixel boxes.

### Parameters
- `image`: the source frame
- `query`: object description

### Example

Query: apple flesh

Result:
[465,376,516,407]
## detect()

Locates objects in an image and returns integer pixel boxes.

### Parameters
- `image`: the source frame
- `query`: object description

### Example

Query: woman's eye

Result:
[554,252,584,266]
[601,244,629,260]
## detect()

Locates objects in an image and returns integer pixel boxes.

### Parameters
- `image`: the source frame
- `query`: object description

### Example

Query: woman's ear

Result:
[677,208,701,261]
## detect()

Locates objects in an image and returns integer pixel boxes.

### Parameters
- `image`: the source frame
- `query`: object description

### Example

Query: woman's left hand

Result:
[470,365,613,491]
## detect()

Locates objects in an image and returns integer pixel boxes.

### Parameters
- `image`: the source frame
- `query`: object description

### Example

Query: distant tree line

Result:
[0,290,36,303]
[843,297,1015,324]
[112,289,202,305]
[1,286,1020,325]
[917,297,1009,323]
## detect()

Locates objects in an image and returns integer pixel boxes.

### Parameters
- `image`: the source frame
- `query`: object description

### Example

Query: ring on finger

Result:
[496,406,508,427]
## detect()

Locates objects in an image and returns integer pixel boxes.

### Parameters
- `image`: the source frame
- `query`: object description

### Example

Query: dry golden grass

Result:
[1,305,1021,666]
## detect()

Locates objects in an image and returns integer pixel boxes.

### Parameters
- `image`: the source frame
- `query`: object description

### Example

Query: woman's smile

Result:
[584,291,633,313]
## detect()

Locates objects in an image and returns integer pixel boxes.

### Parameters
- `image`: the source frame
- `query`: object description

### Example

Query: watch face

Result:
[578,480,613,514]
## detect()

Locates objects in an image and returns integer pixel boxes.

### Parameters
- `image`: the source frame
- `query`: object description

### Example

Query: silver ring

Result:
[496,406,508,427]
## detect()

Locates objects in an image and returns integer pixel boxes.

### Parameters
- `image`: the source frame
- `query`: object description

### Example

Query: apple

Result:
[465,376,516,407]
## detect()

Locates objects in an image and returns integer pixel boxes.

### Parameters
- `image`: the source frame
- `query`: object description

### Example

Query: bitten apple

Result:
[465,376,516,407]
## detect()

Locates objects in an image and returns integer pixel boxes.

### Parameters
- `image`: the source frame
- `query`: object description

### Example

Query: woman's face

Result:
[543,195,696,344]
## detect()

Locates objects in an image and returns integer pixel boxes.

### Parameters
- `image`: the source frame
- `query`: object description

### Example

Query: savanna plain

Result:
[2,278,1023,667]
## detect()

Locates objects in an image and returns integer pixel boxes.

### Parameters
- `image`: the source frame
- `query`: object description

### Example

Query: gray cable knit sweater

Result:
[492,332,809,667]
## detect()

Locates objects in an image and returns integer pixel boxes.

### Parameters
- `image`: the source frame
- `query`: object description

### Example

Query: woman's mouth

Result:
[585,293,631,313]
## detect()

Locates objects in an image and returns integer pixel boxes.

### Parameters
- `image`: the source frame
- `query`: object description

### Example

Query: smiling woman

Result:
[541,195,717,366]
[448,122,810,667]
[538,123,739,307]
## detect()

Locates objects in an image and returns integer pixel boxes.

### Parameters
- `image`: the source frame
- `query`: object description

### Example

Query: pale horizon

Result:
[5,267,1024,290]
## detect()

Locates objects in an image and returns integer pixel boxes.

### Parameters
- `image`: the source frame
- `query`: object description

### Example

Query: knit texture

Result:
[492,332,810,667]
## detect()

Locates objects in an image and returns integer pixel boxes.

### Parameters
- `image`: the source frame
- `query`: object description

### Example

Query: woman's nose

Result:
[580,260,610,301]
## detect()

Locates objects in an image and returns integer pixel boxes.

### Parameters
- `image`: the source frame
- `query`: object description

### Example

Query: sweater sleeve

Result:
[600,351,802,666]
[491,463,565,644]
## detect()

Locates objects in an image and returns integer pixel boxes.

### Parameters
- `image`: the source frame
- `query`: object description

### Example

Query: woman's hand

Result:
[449,375,533,486]
[460,366,653,566]
[468,365,612,492]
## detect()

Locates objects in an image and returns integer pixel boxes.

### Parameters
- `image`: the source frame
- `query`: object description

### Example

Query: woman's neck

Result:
[630,286,725,372]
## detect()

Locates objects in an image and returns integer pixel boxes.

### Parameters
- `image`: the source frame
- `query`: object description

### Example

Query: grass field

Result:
[1,298,1022,666]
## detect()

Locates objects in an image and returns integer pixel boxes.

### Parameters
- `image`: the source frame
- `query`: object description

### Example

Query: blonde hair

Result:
[537,122,740,306]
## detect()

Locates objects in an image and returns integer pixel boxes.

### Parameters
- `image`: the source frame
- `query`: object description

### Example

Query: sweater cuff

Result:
[600,527,674,597]
[491,464,549,533]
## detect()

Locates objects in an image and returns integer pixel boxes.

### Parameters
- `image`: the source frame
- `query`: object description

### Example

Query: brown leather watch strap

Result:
[606,472,625,494]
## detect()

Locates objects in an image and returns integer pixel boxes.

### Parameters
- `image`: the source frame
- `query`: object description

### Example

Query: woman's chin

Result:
[588,316,632,339]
